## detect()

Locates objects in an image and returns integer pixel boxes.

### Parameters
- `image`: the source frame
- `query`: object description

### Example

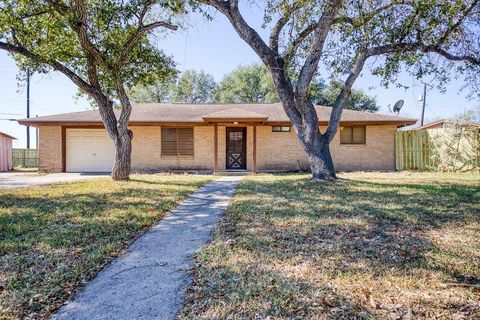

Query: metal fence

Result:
[12,148,38,168]
[395,128,480,172]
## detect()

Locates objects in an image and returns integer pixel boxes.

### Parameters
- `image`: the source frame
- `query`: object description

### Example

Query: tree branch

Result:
[204,0,277,66]
[269,16,287,53]
[365,42,480,65]
[47,0,106,65]
[333,0,414,28]
[437,0,479,45]
[116,20,178,67]
[324,39,479,142]
[115,77,132,134]
[0,41,96,96]
[72,0,105,65]
[283,23,316,64]
[296,0,341,100]
[325,53,367,142]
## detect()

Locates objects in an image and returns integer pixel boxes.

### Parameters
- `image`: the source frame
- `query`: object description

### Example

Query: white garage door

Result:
[66,129,115,172]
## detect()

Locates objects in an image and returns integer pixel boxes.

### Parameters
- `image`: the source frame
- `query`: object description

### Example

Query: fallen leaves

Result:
[0,174,213,319]
[178,172,480,319]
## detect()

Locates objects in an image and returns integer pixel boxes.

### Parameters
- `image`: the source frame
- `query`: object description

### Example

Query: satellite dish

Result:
[392,99,404,115]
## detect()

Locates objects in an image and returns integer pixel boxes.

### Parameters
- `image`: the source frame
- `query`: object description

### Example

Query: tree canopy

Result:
[212,64,379,111]
[0,0,188,179]
[173,69,216,103]
[128,75,177,103]
[313,80,378,112]
[128,69,216,103]
[213,64,278,103]
[128,63,380,111]
[203,0,480,180]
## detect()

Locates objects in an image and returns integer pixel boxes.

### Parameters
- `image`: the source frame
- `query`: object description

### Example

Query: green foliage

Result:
[0,0,185,100]
[173,69,216,103]
[432,111,480,172]
[213,64,279,103]
[128,69,217,104]
[262,0,480,98]
[213,64,378,111]
[128,75,177,103]
[314,80,379,112]
[128,62,379,112]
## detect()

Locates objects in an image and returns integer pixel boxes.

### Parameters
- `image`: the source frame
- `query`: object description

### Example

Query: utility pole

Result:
[419,82,432,126]
[36,115,39,150]
[420,83,426,126]
[26,68,31,149]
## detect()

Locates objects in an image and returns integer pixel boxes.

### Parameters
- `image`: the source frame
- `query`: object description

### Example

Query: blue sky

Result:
[1,8,478,148]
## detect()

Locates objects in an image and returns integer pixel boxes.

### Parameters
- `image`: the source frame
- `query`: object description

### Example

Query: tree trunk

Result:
[111,129,132,181]
[95,97,133,181]
[304,135,336,181]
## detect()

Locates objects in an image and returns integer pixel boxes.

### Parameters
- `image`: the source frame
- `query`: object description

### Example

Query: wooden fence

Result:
[12,148,38,168]
[395,128,480,171]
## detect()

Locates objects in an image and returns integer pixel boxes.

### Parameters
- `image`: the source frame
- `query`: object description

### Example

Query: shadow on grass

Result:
[183,263,376,319]
[181,174,480,319]
[0,177,209,319]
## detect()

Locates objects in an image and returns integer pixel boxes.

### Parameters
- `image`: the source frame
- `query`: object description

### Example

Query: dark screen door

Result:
[226,127,246,170]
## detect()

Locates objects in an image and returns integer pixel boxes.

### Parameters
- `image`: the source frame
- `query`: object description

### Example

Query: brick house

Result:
[18,103,416,173]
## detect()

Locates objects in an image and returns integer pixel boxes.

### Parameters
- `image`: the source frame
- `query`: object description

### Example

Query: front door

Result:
[226,127,246,170]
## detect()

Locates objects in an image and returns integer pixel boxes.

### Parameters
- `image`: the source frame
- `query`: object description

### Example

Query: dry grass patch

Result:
[0,174,213,319]
[179,172,479,319]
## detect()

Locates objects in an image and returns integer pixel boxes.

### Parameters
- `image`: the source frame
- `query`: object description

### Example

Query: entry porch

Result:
[202,108,268,174]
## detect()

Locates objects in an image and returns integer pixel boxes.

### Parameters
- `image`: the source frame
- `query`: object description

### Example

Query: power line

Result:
[0,112,23,115]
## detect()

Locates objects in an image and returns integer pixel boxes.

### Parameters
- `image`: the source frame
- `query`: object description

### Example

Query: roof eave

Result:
[201,117,269,123]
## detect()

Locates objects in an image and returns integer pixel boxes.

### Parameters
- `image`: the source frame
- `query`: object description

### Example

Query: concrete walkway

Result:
[53,176,243,320]
[0,172,108,189]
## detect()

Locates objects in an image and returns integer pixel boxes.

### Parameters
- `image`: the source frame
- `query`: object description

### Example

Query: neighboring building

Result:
[18,103,416,173]
[414,119,480,130]
[0,131,16,172]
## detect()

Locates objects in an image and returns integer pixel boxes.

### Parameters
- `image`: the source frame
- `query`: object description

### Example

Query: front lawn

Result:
[179,172,480,319]
[0,174,213,319]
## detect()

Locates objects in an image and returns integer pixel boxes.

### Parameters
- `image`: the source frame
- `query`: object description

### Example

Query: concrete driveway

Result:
[0,172,109,189]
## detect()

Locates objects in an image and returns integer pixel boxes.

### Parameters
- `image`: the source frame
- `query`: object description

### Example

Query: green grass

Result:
[0,174,213,319]
[179,172,480,320]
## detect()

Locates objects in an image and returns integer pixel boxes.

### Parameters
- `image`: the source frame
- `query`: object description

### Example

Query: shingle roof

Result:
[202,108,268,122]
[0,131,16,140]
[414,119,480,130]
[18,103,416,126]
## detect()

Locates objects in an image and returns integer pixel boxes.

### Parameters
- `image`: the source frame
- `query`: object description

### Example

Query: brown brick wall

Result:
[256,125,397,171]
[38,126,63,172]
[37,124,397,172]
[131,126,214,170]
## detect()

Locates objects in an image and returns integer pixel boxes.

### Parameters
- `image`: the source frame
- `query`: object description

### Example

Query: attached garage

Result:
[66,129,115,172]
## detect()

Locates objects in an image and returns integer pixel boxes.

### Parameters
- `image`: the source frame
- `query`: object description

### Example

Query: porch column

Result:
[214,124,218,174]
[253,124,257,174]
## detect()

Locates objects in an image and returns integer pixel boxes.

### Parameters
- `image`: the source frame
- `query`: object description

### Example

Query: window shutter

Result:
[340,127,353,143]
[352,127,366,144]
[177,128,194,156]
[161,127,194,157]
[340,126,366,144]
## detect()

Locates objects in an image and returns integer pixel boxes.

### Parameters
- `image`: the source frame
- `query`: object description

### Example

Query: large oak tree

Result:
[203,0,480,180]
[0,0,186,180]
